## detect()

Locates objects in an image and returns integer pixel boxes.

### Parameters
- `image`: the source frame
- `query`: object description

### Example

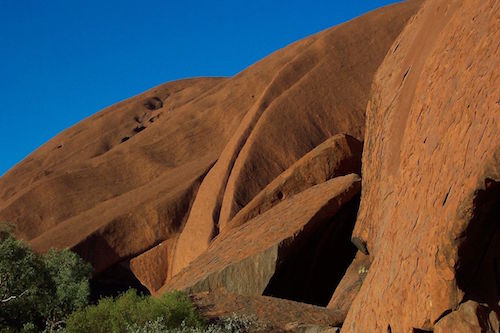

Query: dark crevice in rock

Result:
[456,178,500,318]
[433,308,453,325]
[134,125,146,133]
[412,328,432,333]
[402,66,412,83]
[393,42,400,53]
[90,260,150,302]
[143,97,163,110]
[352,236,369,255]
[442,186,452,206]
[121,136,130,143]
[263,194,360,306]
[277,191,284,200]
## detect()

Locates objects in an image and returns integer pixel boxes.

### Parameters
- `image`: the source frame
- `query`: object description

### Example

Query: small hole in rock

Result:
[393,42,400,53]
[121,137,130,143]
[277,191,284,200]
[143,97,163,110]
[402,66,411,83]
[134,125,146,133]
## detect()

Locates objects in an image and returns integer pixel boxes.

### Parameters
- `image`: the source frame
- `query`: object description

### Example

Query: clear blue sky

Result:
[0,0,402,176]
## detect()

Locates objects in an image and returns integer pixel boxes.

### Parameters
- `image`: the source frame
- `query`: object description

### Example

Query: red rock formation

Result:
[129,237,177,293]
[342,0,500,331]
[327,252,370,319]
[433,301,499,333]
[226,134,362,232]
[191,289,343,331]
[161,175,360,299]
[170,1,422,277]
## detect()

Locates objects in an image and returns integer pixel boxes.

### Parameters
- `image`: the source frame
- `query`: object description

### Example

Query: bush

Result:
[43,249,93,325]
[126,313,262,333]
[0,226,92,332]
[66,290,205,333]
[0,227,53,330]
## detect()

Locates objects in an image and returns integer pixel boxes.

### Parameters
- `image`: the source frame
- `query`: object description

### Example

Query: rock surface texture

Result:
[343,0,500,331]
[191,289,343,332]
[161,174,361,306]
[2,0,500,331]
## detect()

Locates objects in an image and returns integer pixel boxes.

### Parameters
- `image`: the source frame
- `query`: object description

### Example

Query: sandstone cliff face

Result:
[3,0,500,331]
[343,0,500,331]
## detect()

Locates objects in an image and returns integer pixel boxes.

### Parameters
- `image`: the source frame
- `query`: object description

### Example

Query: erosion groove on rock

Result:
[162,175,361,298]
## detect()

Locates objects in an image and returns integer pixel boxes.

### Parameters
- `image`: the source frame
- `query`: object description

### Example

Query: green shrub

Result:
[0,226,92,332]
[66,290,205,333]
[43,248,93,330]
[0,227,53,330]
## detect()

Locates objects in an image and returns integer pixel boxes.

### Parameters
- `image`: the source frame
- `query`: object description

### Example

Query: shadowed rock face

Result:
[327,252,371,318]
[161,175,361,298]
[191,290,344,331]
[262,193,360,306]
[434,300,499,333]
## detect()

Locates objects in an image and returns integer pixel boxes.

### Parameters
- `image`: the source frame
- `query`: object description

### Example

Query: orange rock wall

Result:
[344,0,500,331]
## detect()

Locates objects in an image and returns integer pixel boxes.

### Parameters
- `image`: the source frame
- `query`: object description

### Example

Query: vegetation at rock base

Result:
[125,313,262,333]
[0,225,92,332]
[66,289,204,333]
[0,227,261,333]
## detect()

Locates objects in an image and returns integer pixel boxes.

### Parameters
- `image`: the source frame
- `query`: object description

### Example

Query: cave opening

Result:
[456,178,500,319]
[263,193,360,306]
[89,260,150,302]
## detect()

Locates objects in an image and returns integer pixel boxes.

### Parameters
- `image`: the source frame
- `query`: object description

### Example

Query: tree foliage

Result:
[0,226,92,332]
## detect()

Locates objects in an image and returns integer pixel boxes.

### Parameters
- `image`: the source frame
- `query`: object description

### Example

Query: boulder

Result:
[191,290,343,332]
[434,301,499,333]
